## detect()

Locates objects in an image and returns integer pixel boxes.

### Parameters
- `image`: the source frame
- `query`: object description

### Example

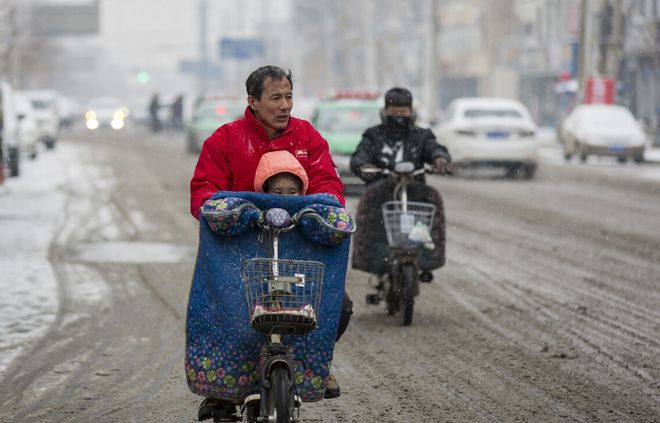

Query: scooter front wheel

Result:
[268,367,293,423]
[385,273,399,316]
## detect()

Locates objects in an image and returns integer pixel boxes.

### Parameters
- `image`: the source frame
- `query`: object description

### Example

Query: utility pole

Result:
[577,0,593,104]
[198,0,209,97]
[423,0,438,124]
[607,0,623,79]
[363,0,377,90]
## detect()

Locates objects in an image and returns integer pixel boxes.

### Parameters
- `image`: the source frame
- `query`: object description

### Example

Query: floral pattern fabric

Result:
[200,197,262,236]
[296,204,356,246]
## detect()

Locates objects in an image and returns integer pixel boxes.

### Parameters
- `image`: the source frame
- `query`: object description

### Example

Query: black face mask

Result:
[385,115,413,128]
[384,115,412,139]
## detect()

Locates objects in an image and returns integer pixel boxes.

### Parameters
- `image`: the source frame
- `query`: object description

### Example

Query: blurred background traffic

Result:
[2,0,659,180]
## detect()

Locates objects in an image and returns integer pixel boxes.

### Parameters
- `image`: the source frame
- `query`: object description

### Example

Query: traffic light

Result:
[137,71,150,84]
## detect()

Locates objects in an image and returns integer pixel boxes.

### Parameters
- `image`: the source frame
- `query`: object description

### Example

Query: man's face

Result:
[248,77,293,137]
[385,105,412,117]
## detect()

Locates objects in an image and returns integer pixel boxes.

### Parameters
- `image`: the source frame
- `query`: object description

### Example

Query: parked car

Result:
[18,90,60,149]
[558,104,646,163]
[310,94,381,189]
[14,94,39,159]
[186,96,243,154]
[435,97,538,178]
[1,81,21,176]
[84,97,129,131]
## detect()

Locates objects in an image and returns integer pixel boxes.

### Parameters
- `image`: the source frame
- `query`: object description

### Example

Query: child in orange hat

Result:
[254,149,309,195]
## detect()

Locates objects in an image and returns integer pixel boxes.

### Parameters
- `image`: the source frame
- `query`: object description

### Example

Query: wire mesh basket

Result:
[241,258,325,335]
[382,200,436,248]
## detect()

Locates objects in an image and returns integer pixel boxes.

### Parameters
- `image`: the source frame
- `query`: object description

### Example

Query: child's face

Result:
[266,174,302,196]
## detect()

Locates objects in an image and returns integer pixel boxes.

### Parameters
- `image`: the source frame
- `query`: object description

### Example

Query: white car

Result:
[435,97,538,178]
[18,90,60,149]
[558,104,646,164]
[14,94,40,159]
[1,81,21,176]
[84,97,129,130]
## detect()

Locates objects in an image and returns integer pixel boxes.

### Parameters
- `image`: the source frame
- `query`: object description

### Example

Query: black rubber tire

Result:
[578,143,587,163]
[504,165,518,178]
[523,164,536,179]
[245,402,260,423]
[385,272,399,316]
[401,264,416,326]
[8,147,20,177]
[268,367,292,423]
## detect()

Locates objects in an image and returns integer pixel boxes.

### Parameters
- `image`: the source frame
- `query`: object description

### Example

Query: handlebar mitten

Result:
[295,204,356,246]
[201,197,263,236]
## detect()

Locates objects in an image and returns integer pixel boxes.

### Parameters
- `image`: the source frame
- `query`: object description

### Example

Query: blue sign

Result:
[219,38,264,60]
[178,60,223,77]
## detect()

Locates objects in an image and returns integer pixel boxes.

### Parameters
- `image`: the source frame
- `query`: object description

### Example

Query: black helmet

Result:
[384,87,413,108]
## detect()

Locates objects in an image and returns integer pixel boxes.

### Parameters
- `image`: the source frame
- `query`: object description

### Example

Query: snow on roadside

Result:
[0,146,74,373]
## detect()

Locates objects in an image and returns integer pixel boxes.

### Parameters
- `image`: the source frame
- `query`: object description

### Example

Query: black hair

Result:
[384,87,413,108]
[264,172,303,193]
[245,65,293,100]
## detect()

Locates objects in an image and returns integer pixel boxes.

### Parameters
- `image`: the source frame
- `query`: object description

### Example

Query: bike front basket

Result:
[241,258,325,335]
[382,200,436,248]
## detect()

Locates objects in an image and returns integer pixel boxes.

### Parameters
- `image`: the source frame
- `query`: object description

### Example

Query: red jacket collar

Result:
[243,106,295,141]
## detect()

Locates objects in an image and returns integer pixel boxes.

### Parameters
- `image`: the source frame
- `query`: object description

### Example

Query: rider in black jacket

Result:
[350,87,451,182]
[349,87,452,281]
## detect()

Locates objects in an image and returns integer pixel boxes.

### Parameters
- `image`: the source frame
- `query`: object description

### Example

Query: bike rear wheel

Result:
[401,264,416,326]
[268,366,293,423]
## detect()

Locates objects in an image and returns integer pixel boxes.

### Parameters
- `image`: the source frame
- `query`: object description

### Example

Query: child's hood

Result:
[254,150,309,193]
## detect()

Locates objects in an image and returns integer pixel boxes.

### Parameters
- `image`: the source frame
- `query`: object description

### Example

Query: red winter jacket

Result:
[190,107,344,219]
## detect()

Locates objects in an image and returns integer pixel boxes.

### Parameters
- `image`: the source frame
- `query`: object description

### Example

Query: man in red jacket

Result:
[190,65,348,421]
[190,65,344,219]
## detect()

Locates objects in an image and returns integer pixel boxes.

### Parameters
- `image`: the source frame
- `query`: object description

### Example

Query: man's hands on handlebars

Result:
[432,157,452,175]
[358,164,381,182]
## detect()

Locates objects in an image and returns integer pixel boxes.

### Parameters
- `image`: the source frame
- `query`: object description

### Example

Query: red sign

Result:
[585,77,614,104]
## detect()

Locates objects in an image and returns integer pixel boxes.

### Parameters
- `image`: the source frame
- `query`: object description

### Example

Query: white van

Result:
[1,81,21,177]
[18,90,60,149]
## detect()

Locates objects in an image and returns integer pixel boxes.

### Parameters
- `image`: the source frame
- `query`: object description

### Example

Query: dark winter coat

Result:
[349,123,450,184]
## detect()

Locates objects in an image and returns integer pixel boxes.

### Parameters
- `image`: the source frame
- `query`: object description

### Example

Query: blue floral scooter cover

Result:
[185,192,353,402]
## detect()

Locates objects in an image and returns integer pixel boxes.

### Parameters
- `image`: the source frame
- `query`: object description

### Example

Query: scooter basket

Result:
[382,200,436,248]
[241,258,325,335]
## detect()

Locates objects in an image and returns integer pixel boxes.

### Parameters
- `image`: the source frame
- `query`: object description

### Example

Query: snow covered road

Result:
[1,129,660,422]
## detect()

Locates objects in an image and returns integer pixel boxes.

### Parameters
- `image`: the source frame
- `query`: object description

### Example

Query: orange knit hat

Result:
[254,150,309,194]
